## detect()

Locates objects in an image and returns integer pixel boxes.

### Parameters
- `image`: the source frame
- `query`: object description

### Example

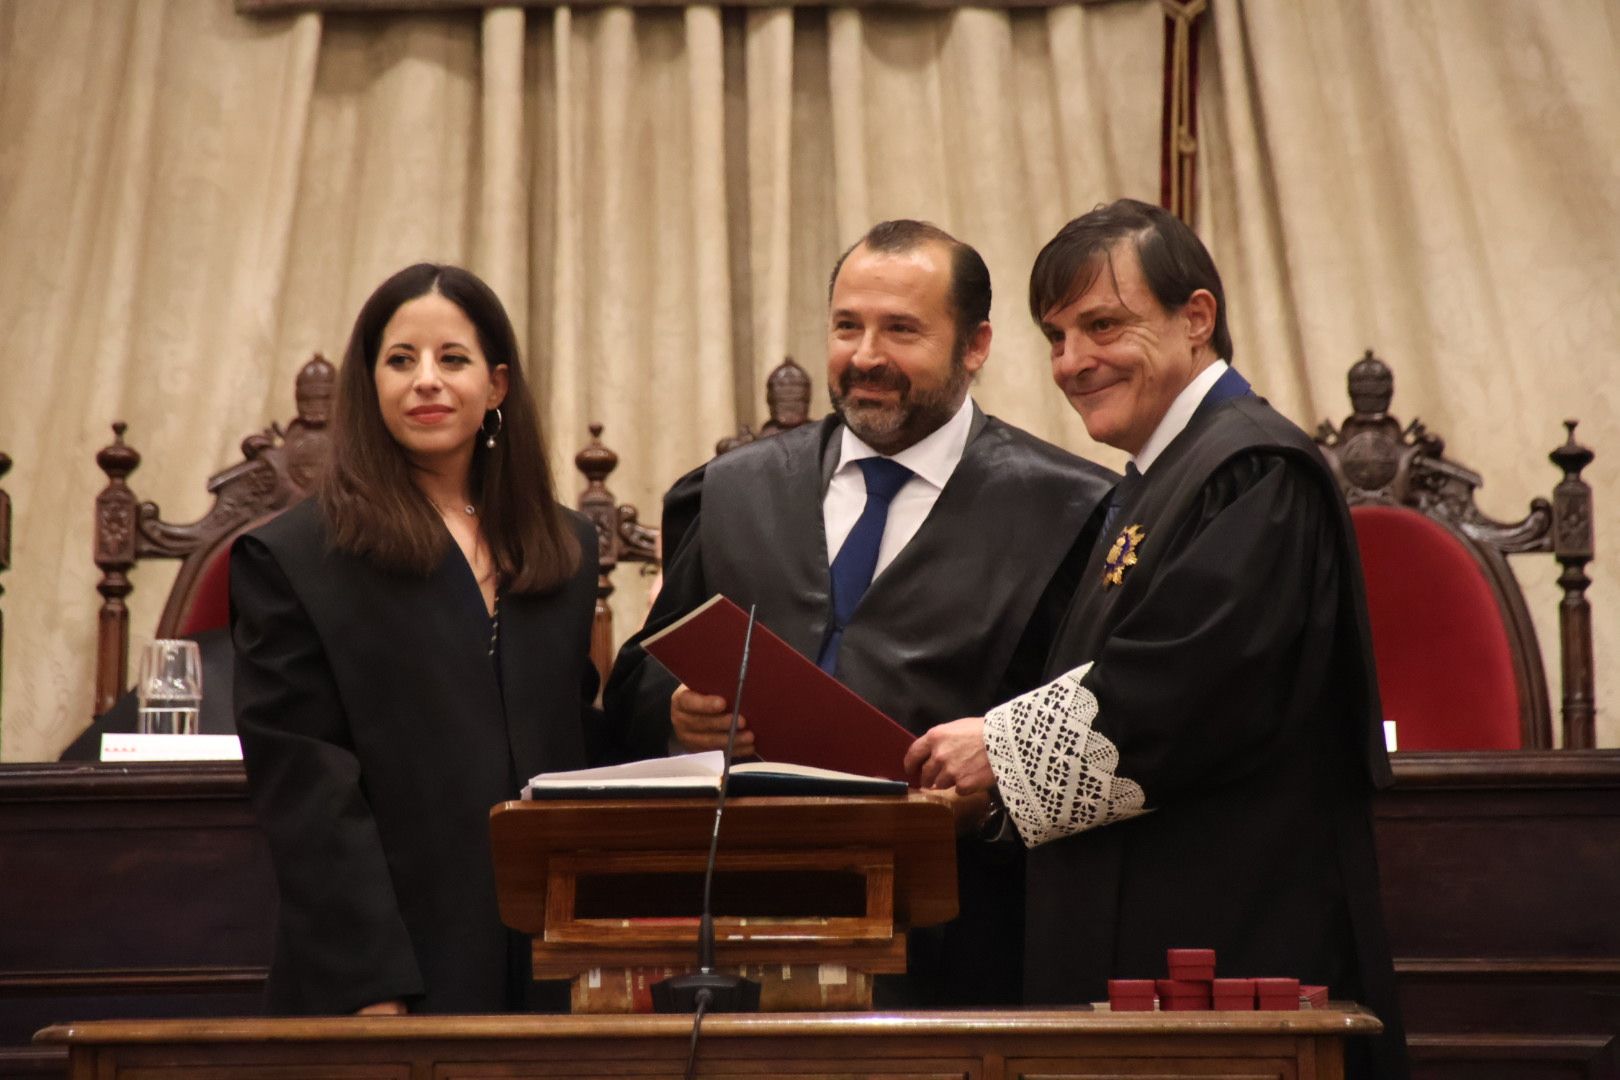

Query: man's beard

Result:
[830,345,971,455]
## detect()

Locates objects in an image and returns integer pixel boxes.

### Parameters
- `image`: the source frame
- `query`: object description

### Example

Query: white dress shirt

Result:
[1131,359,1229,475]
[823,394,975,577]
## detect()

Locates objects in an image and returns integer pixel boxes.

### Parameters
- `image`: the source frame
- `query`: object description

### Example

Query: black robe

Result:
[231,499,601,1015]
[604,407,1115,1005]
[1020,394,1406,1079]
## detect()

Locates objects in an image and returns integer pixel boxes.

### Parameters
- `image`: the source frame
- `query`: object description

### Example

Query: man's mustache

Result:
[839,365,911,396]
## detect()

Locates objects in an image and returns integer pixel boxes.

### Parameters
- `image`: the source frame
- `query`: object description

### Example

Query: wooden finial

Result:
[1547,419,1596,749]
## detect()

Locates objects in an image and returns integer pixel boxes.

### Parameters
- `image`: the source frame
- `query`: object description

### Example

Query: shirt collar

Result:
[836,393,975,490]
[1132,359,1229,475]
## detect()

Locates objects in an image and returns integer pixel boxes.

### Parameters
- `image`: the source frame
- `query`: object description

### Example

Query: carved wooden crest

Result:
[1315,349,1596,750]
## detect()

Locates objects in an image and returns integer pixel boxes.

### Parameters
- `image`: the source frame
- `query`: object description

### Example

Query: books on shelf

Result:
[573,963,871,1013]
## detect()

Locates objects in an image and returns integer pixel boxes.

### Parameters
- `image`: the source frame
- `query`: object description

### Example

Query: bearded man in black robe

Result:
[906,199,1407,1078]
[605,219,1114,1005]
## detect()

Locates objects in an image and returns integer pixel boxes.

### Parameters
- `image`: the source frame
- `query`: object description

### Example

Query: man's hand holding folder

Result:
[670,685,755,756]
[642,594,915,781]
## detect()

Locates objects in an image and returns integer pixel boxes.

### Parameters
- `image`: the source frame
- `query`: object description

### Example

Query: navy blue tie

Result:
[1100,461,1143,539]
[818,457,915,674]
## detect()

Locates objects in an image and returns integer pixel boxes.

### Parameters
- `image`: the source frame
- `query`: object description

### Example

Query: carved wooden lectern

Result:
[489,794,957,1012]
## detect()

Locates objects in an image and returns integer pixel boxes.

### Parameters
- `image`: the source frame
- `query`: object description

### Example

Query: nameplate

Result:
[100,734,244,762]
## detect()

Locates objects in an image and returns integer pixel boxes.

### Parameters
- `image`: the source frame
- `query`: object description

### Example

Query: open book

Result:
[523,751,906,799]
[642,594,917,781]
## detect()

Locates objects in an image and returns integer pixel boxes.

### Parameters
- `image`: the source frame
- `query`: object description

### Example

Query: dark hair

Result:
[828,219,992,346]
[1028,198,1232,361]
[318,263,579,594]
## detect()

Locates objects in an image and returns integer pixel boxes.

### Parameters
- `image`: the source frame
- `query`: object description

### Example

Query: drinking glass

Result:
[137,639,203,736]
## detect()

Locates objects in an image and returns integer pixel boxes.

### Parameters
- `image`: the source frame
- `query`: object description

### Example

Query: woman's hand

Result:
[355,999,408,1016]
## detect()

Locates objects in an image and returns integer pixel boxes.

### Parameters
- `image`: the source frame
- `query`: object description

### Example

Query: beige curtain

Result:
[1198,0,1620,747]
[5,0,1613,759]
[0,1,326,761]
[0,0,1160,760]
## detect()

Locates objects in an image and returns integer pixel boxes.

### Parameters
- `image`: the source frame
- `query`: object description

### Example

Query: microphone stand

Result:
[652,605,763,1027]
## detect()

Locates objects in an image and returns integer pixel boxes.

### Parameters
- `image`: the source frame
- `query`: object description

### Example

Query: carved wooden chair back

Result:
[1315,351,1596,750]
[714,356,818,455]
[575,424,660,692]
[92,356,336,715]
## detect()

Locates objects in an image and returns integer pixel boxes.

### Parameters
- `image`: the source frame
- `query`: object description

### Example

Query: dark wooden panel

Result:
[1407,1034,1620,1080]
[1376,752,1620,971]
[1376,751,1620,1078]
[1376,803,1620,959]
[1,974,265,1059]
[1393,961,1620,1037]
[1380,751,1620,965]
[0,1047,65,1080]
[5,753,1620,1080]
[0,763,274,1054]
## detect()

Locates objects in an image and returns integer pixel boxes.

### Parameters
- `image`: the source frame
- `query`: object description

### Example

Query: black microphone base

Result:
[650,971,762,1014]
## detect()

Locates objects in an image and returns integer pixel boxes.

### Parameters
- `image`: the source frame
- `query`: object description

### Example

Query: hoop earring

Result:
[483,407,503,449]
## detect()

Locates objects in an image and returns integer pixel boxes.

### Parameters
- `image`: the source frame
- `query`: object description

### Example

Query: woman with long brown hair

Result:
[232,263,602,1015]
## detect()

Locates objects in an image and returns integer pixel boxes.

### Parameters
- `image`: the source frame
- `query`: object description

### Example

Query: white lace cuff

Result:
[983,661,1147,848]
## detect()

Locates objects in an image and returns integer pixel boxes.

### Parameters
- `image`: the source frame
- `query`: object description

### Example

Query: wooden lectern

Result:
[489,794,957,1011]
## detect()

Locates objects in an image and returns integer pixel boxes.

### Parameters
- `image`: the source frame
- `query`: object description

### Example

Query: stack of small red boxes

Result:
[1105,949,1330,1011]
[1158,947,1214,1010]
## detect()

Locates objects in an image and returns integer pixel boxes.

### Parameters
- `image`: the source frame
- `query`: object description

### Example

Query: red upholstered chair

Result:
[92,356,335,715]
[1315,351,1596,750]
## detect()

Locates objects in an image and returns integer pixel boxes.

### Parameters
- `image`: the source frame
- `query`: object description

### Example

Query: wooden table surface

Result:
[35,1007,1383,1080]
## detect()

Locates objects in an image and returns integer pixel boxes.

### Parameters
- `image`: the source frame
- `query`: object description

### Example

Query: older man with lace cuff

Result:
[904,199,1407,1080]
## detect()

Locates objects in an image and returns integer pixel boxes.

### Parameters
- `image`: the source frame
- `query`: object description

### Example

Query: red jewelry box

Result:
[1155,978,1212,1011]
[1107,979,1156,1011]
[1165,947,1216,981]
[1300,983,1328,1008]
[1254,977,1301,1010]
[1211,977,1256,1010]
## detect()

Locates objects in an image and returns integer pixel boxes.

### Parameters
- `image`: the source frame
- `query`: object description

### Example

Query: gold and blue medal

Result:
[1102,524,1146,588]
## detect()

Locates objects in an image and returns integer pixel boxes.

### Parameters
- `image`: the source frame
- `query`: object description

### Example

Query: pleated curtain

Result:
[1,0,1615,758]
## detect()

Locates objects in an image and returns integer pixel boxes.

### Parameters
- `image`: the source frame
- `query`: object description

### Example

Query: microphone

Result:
[651,604,763,1017]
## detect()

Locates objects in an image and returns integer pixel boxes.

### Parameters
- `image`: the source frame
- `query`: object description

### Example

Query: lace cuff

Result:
[982,661,1147,848]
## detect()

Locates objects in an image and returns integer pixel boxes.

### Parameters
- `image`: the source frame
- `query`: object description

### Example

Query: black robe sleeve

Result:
[230,536,424,1012]
[989,452,1345,842]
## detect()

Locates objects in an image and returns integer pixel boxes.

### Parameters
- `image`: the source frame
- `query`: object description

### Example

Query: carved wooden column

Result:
[93,425,141,716]
[1549,421,1596,749]
[574,424,659,698]
[82,356,336,718]
[576,424,625,680]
